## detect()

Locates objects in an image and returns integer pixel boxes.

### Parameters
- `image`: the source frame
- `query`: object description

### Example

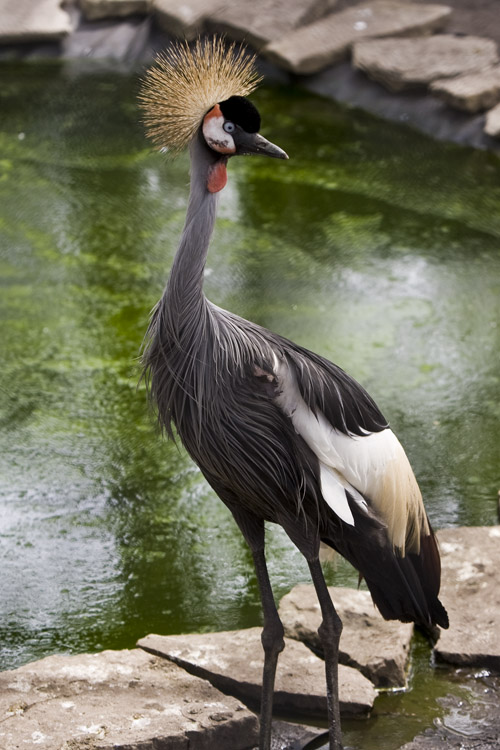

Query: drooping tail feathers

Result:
[323,507,449,632]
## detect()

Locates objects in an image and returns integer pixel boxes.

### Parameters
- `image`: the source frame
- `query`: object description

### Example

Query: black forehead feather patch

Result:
[219,95,261,133]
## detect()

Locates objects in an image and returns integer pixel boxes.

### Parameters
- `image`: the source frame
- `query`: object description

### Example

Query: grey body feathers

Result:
[142,132,448,631]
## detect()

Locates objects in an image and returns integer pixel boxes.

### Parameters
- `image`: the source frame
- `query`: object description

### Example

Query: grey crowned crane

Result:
[139,37,448,750]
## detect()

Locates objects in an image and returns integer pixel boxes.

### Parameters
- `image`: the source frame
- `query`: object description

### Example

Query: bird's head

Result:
[201,95,287,192]
[139,37,288,193]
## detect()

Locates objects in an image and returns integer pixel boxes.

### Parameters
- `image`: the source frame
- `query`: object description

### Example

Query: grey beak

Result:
[236,131,289,159]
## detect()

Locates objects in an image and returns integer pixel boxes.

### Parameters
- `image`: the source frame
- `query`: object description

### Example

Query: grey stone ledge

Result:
[206,0,335,50]
[353,34,499,92]
[431,65,500,113]
[151,0,224,41]
[435,526,500,670]
[0,0,72,43]
[138,628,377,718]
[279,584,413,688]
[0,648,259,749]
[263,0,452,75]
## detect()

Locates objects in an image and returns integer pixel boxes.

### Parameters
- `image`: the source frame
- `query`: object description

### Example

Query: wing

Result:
[284,341,388,437]
[273,349,428,555]
[271,347,448,630]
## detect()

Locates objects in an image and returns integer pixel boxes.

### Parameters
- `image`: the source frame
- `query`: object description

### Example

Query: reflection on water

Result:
[0,61,499,742]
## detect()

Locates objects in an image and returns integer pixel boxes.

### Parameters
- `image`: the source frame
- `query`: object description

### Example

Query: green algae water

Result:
[1,61,499,747]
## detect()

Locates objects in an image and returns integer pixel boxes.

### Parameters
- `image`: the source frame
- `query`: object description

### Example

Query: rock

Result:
[152,0,224,40]
[0,0,72,43]
[138,628,377,717]
[353,35,499,92]
[152,0,331,46]
[0,649,258,749]
[431,65,500,112]
[434,526,500,670]
[206,0,333,50]
[485,102,500,137]
[263,0,452,75]
[79,0,149,21]
[279,585,412,688]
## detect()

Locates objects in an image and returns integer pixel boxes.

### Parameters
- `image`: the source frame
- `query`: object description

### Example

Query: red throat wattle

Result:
[207,161,228,193]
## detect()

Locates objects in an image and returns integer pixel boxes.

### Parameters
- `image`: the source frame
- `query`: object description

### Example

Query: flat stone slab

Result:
[206,0,332,50]
[80,0,149,21]
[485,102,500,138]
[138,628,377,718]
[353,34,499,92]
[0,0,72,43]
[152,0,224,40]
[279,585,412,688]
[431,65,500,112]
[264,0,451,74]
[434,526,500,670]
[0,649,258,749]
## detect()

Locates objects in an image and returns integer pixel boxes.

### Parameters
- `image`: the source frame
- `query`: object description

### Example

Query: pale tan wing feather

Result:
[274,355,429,554]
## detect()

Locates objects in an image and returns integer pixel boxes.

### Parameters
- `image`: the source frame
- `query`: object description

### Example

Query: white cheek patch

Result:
[202,115,236,154]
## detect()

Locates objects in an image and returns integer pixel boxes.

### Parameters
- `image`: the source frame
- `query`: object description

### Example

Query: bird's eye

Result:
[223,121,236,134]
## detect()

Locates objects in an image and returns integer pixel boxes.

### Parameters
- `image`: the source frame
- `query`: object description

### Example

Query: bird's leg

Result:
[308,557,343,750]
[252,545,285,750]
[229,508,284,750]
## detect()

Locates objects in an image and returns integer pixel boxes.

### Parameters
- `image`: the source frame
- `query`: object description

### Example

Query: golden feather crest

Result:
[139,36,263,154]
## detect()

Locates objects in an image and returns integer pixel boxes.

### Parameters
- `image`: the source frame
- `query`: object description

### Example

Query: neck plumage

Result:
[165,132,222,327]
[143,133,224,435]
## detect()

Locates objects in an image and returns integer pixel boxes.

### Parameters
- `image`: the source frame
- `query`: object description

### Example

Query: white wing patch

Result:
[319,464,355,526]
[273,354,428,552]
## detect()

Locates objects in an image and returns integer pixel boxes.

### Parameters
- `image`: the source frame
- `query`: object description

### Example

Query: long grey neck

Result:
[165,132,221,324]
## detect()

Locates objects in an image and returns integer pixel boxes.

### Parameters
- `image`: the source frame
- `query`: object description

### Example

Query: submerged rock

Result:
[279,584,412,688]
[435,526,500,671]
[0,649,258,749]
[138,628,377,718]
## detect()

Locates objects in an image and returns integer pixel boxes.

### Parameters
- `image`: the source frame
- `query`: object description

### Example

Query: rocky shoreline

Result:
[1,527,499,749]
[2,3,499,747]
[1,0,500,153]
